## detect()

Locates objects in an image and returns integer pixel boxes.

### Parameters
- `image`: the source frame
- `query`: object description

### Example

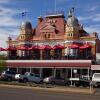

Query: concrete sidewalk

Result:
[0,84,96,94]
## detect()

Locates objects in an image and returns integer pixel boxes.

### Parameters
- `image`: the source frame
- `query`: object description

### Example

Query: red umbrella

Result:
[29,45,44,50]
[68,44,79,49]
[79,44,92,49]
[0,47,6,51]
[44,45,53,50]
[53,44,65,49]
[6,46,16,51]
[17,45,28,50]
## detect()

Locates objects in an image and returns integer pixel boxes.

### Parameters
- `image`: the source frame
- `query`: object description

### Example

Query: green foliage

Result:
[0,54,7,60]
[0,54,7,73]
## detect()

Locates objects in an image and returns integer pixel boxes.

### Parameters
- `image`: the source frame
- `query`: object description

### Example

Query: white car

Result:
[92,73,100,87]
[15,74,21,80]
[17,72,43,83]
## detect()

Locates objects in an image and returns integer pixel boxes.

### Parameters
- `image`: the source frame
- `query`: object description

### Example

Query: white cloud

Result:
[92,14,100,21]
[78,13,100,22]
[0,0,9,4]
[88,6,98,11]
[0,5,23,48]
[0,28,19,48]
[78,16,91,21]
[84,25,100,39]
[85,25,100,37]
[0,29,8,48]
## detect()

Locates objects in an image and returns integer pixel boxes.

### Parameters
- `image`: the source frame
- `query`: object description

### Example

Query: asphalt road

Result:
[0,87,100,100]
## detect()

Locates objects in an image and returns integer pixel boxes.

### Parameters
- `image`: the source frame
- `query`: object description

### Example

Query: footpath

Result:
[0,83,96,94]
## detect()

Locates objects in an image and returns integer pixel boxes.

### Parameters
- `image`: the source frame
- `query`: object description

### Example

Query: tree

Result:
[0,54,7,73]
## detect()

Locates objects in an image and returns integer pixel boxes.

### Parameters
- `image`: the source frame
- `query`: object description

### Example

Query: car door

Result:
[55,78,65,85]
[29,73,35,82]
[34,74,41,83]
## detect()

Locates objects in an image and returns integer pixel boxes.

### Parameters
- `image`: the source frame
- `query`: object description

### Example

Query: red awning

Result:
[80,44,92,49]
[68,44,79,49]
[17,46,28,50]
[53,44,65,49]
[6,60,91,68]
[0,47,6,51]
[6,47,16,51]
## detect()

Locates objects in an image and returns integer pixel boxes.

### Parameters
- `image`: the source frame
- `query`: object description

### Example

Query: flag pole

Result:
[55,0,56,13]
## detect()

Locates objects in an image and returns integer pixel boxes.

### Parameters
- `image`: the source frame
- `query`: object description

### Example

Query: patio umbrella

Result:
[17,45,28,50]
[79,44,92,49]
[29,45,44,50]
[6,47,16,51]
[0,47,6,51]
[44,45,53,50]
[53,44,65,49]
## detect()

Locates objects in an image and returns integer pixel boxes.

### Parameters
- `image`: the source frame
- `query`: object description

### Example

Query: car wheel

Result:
[51,81,55,85]
[7,77,12,81]
[39,80,43,84]
[82,83,87,87]
[23,78,28,83]
[75,83,80,87]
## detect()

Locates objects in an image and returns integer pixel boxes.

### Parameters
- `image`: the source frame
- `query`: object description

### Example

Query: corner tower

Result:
[19,21,32,42]
[65,8,80,40]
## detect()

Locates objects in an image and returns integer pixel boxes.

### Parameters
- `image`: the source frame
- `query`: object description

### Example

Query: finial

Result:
[68,7,75,17]
[72,7,74,13]
[68,9,72,17]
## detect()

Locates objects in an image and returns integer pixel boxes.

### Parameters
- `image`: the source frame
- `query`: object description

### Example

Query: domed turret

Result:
[67,8,79,26]
[21,21,32,29]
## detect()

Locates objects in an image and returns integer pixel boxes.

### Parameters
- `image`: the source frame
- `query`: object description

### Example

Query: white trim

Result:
[6,60,91,63]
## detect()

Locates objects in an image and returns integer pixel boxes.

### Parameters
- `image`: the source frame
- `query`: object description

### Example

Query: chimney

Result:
[38,16,43,24]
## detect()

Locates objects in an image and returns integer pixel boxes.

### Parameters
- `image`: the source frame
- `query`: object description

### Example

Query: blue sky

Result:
[0,0,100,47]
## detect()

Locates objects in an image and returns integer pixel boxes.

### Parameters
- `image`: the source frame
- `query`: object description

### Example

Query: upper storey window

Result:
[44,33,51,39]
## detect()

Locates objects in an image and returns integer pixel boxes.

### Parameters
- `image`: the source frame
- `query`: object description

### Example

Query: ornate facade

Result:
[7,9,99,60]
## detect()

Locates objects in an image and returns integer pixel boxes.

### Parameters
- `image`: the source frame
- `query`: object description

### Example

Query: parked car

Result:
[79,75,90,87]
[69,77,80,86]
[43,76,69,86]
[69,76,91,87]
[15,73,21,80]
[1,70,16,81]
[92,73,100,87]
[16,72,42,83]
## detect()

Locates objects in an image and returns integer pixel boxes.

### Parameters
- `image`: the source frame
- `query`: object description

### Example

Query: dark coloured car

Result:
[79,75,90,87]
[43,76,69,86]
[1,70,16,81]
